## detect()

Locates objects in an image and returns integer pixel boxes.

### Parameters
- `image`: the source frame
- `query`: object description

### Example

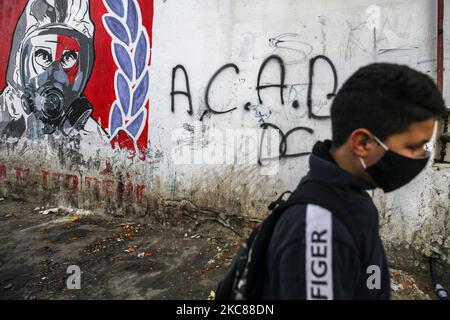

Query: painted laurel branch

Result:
[103,0,150,143]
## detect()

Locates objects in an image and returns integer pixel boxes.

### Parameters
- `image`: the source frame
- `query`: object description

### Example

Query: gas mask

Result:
[359,135,430,192]
[19,26,94,135]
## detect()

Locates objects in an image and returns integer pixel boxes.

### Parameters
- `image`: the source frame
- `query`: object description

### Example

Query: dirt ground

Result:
[0,196,242,300]
[0,196,442,300]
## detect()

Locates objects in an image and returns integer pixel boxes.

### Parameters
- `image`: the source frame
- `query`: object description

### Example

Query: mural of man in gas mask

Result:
[0,0,108,141]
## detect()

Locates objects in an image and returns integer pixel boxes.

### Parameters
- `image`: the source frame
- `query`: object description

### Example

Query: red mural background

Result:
[0,0,154,158]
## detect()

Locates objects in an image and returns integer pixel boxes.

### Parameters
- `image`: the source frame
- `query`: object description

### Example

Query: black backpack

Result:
[215,179,363,300]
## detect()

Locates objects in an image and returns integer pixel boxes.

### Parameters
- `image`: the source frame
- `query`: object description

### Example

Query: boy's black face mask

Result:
[360,135,430,193]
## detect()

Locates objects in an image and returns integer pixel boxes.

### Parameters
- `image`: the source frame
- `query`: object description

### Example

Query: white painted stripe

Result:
[306,204,333,300]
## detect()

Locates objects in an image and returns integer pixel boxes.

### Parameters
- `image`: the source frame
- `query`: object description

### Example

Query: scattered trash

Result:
[0,197,5,202]
[40,208,59,215]
[70,215,80,223]
[145,251,153,257]
[117,238,124,242]
[137,252,145,258]
[118,222,136,227]
[390,268,431,300]
[191,234,201,239]
[35,206,91,218]
[121,224,143,239]
[208,290,216,300]
[83,241,104,254]
[125,245,138,253]
[391,283,401,292]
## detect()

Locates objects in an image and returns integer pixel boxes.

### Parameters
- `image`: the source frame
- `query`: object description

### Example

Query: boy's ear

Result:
[349,128,376,158]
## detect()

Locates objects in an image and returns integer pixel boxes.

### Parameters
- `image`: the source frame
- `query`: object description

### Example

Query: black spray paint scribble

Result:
[255,55,287,106]
[202,63,240,121]
[246,54,338,118]
[169,54,338,163]
[258,122,314,165]
[307,55,338,119]
[268,33,314,65]
[171,65,194,116]
[170,54,338,120]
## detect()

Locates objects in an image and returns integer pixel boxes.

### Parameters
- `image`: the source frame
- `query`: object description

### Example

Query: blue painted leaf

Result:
[131,72,149,117]
[116,73,130,116]
[126,110,145,138]
[134,32,148,78]
[109,103,123,137]
[104,16,129,45]
[114,43,133,81]
[105,0,124,17]
[126,0,139,43]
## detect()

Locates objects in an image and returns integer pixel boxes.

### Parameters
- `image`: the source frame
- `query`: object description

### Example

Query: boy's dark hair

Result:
[331,63,446,147]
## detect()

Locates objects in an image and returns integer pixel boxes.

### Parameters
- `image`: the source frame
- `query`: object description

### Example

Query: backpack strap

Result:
[246,180,364,300]
[273,180,364,258]
[217,180,364,300]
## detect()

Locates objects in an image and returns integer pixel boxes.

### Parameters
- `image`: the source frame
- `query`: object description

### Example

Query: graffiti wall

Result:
[1,0,450,266]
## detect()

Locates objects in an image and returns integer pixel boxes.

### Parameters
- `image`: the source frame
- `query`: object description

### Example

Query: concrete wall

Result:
[0,0,449,269]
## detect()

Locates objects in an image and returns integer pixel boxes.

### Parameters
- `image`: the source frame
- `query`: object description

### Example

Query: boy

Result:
[262,63,446,299]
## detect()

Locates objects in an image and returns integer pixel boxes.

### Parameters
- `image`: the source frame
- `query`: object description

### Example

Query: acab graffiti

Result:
[0,0,153,158]
[170,54,338,164]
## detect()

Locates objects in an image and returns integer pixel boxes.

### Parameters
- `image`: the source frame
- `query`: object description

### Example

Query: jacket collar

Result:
[301,139,375,191]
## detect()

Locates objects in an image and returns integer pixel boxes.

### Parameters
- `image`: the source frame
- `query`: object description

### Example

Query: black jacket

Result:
[262,140,391,300]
